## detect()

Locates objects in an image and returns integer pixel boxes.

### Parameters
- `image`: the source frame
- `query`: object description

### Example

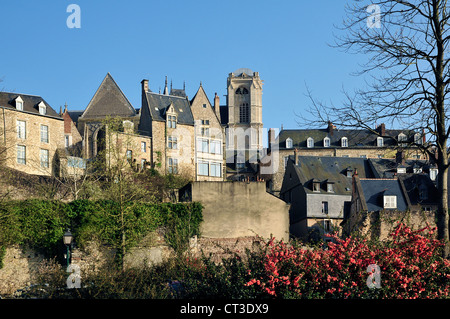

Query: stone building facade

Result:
[190,84,225,181]
[0,93,64,176]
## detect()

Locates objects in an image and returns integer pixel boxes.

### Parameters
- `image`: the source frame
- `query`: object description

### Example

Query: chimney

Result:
[396,149,405,165]
[214,92,221,123]
[378,123,386,136]
[268,128,275,151]
[327,121,335,136]
[141,79,149,93]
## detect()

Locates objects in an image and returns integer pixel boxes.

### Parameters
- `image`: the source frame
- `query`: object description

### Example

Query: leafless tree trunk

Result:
[299,0,450,255]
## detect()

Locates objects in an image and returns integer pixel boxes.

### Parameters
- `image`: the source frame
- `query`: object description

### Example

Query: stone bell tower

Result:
[226,68,263,152]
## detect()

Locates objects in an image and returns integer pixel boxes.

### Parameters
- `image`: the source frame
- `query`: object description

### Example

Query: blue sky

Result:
[0,1,367,132]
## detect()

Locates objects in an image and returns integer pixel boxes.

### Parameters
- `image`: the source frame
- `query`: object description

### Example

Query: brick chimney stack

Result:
[327,121,335,136]
[378,123,386,136]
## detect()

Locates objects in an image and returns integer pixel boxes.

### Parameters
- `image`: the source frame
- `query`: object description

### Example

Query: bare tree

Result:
[300,0,450,254]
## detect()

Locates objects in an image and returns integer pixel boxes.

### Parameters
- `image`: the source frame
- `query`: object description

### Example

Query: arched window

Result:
[341,137,348,147]
[323,137,330,147]
[377,137,384,147]
[307,137,314,148]
[235,87,249,95]
[414,133,422,145]
[286,137,293,149]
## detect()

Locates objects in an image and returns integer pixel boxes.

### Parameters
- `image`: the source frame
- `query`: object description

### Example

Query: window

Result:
[40,149,49,168]
[141,141,147,153]
[398,133,407,146]
[65,135,72,148]
[307,137,314,148]
[68,157,86,169]
[239,103,249,123]
[141,159,146,170]
[360,155,367,159]
[167,115,177,128]
[286,138,293,149]
[323,137,330,147]
[313,181,320,192]
[383,196,397,209]
[210,140,222,154]
[168,136,177,149]
[377,137,384,147]
[17,145,26,164]
[16,97,23,111]
[284,156,289,168]
[210,162,222,177]
[414,133,422,145]
[168,158,178,174]
[324,220,332,232]
[40,125,49,143]
[198,161,209,176]
[203,104,207,108]
[126,150,132,161]
[201,127,210,136]
[327,182,334,193]
[322,201,329,214]
[341,137,348,147]
[201,120,210,125]
[200,139,209,153]
[39,103,46,115]
[430,168,438,181]
[17,120,26,139]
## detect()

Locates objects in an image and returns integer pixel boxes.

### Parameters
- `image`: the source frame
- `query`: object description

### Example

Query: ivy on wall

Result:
[0,199,203,268]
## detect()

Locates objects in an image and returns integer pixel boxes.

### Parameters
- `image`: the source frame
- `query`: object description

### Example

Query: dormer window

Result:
[326,181,334,192]
[346,167,353,178]
[307,137,314,148]
[323,137,330,147]
[398,133,407,146]
[341,137,348,147]
[167,115,177,128]
[414,133,423,145]
[377,137,384,147]
[286,137,293,149]
[383,195,397,209]
[15,96,24,111]
[38,102,46,115]
[312,179,320,192]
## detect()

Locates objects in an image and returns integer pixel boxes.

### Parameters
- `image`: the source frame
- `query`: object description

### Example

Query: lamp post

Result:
[63,229,73,268]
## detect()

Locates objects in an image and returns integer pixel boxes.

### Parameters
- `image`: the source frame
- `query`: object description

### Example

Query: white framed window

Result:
[15,97,23,111]
[324,219,332,232]
[398,133,407,146]
[201,127,210,136]
[198,161,209,176]
[286,137,293,149]
[210,162,221,177]
[414,133,422,145]
[40,125,49,143]
[341,137,348,147]
[307,137,314,148]
[38,102,46,115]
[377,137,384,147]
[323,137,330,147]
[327,182,334,193]
[168,136,177,149]
[383,195,397,209]
[313,181,320,192]
[168,157,178,174]
[40,149,49,168]
[65,135,72,148]
[17,145,26,165]
[126,150,132,161]
[141,141,147,153]
[167,115,177,128]
[17,120,26,139]
[200,139,209,153]
[430,168,438,181]
[210,140,222,154]
[141,159,146,170]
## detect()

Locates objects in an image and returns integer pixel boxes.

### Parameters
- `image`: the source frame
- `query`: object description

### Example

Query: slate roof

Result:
[359,179,409,212]
[277,126,417,150]
[397,173,439,206]
[291,156,376,195]
[145,91,194,125]
[0,92,61,119]
[368,158,430,178]
[80,73,136,119]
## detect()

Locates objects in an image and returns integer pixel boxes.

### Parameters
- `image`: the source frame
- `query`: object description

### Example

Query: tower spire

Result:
[164,76,169,95]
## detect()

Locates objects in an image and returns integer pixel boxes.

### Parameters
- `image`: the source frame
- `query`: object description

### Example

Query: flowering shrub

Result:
[245,222,450,299]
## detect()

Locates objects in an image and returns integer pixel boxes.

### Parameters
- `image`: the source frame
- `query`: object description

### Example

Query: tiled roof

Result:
[291,156,375,195]
[0,92,61,119]
[80,73,136,119]
[277,126,417,150]
[145,91,194,125]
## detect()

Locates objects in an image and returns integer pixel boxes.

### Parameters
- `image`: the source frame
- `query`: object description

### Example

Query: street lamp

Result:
[63,229,73,267]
